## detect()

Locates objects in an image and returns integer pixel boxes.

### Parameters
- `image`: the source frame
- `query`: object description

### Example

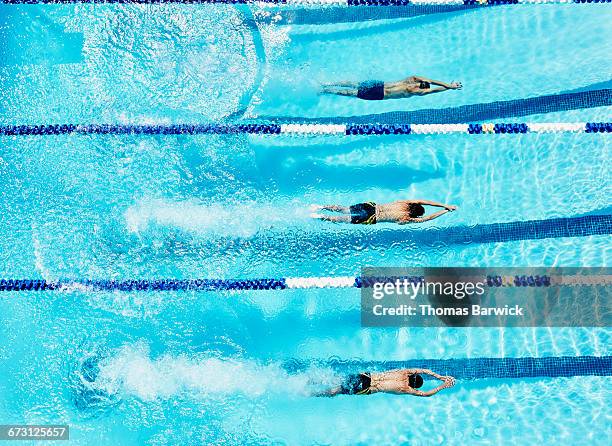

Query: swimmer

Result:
[311,200,457,225]
[321,76,462,101]
[316,369,455,397]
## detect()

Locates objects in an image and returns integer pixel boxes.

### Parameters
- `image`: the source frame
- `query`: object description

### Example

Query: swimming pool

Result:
[0,2,610,445]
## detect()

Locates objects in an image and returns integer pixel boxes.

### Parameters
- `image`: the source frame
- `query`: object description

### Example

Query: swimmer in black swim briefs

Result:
[341,373,372,395]
[311,200,457,225]
[315,369,455,397]
[320,76,462,100]
[349,202,377,225]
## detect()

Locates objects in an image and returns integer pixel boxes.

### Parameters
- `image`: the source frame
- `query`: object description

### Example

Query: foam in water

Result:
[91,343,336,402]
[125,198,309,239]
[76,6,258,121]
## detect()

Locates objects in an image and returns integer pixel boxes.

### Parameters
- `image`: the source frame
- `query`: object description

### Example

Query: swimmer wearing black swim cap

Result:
[311,200,458,225]
[315,368,456,397]
[320,76,462,101]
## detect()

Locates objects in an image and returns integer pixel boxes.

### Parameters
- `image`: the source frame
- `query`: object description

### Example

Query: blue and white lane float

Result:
[0,0,610,5]
[0,275,610,292]
[0,122,610,136]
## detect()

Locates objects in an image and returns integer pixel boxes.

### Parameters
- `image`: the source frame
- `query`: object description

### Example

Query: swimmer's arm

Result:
[410,200,448,209]
[406,368,445,380]
[409,369,456,384]
[405,387,440,397]
[413,200,457,211]
[404,382,451,397]
[402,373,456,397]
[413,76,454,89]
[398,209,449,224]
[417,87,449,96]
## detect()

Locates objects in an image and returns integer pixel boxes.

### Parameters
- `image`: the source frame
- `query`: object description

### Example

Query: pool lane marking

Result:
[288,356,612,379]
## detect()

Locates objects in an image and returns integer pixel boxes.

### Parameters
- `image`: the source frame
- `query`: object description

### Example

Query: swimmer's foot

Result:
[309,204,323,212]
[310,213,325,220]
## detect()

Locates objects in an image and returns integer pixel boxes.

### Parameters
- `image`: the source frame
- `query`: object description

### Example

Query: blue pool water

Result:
[0,3,611,445]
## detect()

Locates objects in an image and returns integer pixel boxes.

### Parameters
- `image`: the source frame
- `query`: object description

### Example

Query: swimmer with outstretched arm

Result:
[316,369,456,397]
[311,200,457,225]
[321,76,462,101]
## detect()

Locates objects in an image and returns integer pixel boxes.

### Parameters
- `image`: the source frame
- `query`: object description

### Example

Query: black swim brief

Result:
[349,202,377,225]
[340,373,372,395]
[357,81,385,101]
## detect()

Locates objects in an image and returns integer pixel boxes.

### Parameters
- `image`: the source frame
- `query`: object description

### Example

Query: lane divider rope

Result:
[0,275,610,292]
[1,122,610,136]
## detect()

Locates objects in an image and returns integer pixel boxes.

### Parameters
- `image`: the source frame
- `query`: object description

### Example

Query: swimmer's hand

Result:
[442,376,456,388]
[450,82,462,90]
[445,205,458,211]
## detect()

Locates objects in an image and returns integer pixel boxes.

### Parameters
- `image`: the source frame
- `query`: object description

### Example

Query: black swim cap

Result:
[408,203,425,218]
[419,81,431,89]
[409,374,424,389]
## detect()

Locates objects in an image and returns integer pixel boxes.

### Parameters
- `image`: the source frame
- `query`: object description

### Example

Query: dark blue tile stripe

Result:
[262,89,612,124]
[302,215,612,253]
[1,216,609,292]
[285,356,612,379]
[276,4,480,26]
[205,214,612,259]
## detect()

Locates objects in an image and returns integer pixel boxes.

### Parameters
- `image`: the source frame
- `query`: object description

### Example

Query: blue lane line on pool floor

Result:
[0,215,610,292]
[262,88,612,125]
[284,356,612,379]
[280,214,612,252]
[271,4,480,26]
[3,89,607,135]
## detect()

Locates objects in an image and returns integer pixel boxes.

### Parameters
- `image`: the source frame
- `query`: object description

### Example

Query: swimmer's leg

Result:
[321,205,351,213]
[310,204,350,213]
[312,386,343,397]
[322,81,358,88]
[320,87,359,97]
[311,214,351,223]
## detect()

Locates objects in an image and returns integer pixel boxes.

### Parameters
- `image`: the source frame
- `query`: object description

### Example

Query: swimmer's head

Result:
[419,81,431,89]
[409,373,424,389]
[408,203,425,218]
